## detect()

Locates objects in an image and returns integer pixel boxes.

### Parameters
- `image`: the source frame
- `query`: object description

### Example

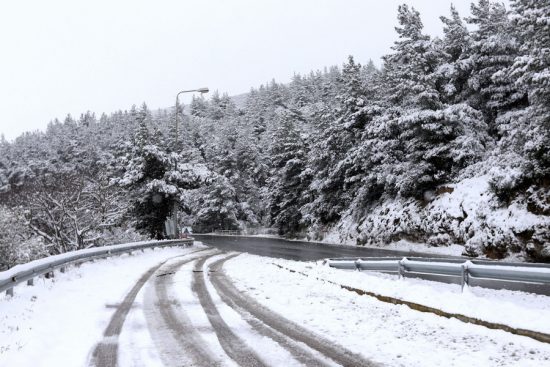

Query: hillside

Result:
[1,1,549,268]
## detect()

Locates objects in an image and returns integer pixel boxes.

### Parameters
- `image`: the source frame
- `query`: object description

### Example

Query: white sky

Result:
[0,0,509,141]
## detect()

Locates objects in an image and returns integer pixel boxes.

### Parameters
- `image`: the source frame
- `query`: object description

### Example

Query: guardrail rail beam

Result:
[0,239,194,297]
[327,256,550,294]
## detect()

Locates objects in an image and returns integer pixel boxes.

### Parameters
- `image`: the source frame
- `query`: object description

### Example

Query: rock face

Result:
[320,175,550,262]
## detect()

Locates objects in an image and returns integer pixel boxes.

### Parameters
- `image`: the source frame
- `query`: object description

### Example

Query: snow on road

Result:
[179,254,297,366]
[0,245,196,367]
[224,254,550,367]
[200,254,340,367]
[2,245,550,367]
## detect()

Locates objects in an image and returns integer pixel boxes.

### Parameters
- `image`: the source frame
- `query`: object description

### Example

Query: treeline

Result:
[1,0,549,268]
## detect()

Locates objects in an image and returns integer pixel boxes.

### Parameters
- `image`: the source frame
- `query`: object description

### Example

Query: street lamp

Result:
[175,87,209,149]
[171,87,209,238]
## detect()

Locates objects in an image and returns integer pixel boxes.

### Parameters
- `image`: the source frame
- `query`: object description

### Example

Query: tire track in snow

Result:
[208,254,335,367]
[88,247,210,367]
[90,248,377,367]
[192,254,268,367]
[209,254,378,367]
[143,249,227,366]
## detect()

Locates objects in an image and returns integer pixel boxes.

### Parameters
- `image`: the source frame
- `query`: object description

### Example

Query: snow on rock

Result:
[320,175,550,261]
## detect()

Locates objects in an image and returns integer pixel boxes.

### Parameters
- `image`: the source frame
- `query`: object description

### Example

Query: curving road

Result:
[86,237,547,366]
[191,234,441,261]
[194,234,550,295]
[88,248,377,367]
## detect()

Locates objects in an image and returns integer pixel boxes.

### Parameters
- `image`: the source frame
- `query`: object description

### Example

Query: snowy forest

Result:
[1,0,549,269]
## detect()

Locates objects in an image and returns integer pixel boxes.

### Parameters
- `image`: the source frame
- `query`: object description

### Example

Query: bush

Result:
[0,206,47,270]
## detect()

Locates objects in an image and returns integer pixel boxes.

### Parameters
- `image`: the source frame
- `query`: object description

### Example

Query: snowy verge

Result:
[288,258,550,334]
[300,237,465,257]
[0,246,200,367]
[224,253,550,367]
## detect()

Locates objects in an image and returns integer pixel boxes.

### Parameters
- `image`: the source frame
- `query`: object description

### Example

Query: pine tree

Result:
[438,5,470,104]
[268,112,307,234]
[189,95,208,118]
[304,56,367,224]
[509,0,550,179]
[465,0,527,135]
[192,175,239,232]
[382,4,486,198]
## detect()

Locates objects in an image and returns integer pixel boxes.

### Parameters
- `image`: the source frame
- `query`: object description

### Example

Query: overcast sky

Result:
[0,0,509,141]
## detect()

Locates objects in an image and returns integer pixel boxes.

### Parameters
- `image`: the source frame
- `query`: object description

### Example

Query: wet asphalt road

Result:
[192,234,443,261]
[194,234,550,296]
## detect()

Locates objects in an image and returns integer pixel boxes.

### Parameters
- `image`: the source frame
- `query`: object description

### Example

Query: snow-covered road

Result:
[113,249,374,366]
[1,244,550,366]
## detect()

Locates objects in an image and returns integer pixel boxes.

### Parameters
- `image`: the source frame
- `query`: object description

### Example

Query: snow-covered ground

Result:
[224,254,550,367]
[0,245,197,367]
[364,240,465,256]
[2,244,550,366]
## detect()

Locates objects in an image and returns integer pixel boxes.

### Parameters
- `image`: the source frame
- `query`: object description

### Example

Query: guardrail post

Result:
[6,287,13,297]
[354,259,361,271]
[398,258,405,279]
[27,278,34,286]
[60,267,66,273]
[461,263,469,292]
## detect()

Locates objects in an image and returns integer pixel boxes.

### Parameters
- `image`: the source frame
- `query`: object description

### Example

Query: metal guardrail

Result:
[0,239,194,296]
[327,257,550,291]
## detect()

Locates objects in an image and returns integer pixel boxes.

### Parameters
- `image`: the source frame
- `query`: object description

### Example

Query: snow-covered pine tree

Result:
[189,95,209,118]
[382,4,487,199]
[117,106,175,239]
[267,111,307,235]
[192,175,239,232]
[438,4,470,104]
[464,0,527,136]
[509,0,550,181]
[304,56,366,225]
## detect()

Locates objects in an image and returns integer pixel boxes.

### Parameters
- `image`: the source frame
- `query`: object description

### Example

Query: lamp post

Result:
[171,87,209,238]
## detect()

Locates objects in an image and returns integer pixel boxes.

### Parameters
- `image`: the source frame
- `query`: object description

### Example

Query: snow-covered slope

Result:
[321,175,550,261]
